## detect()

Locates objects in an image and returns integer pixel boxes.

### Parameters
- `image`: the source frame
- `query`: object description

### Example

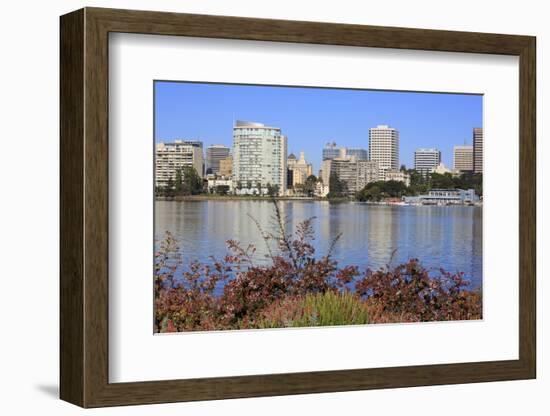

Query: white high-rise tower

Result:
[369,125,399,180]
[232,121,287,196]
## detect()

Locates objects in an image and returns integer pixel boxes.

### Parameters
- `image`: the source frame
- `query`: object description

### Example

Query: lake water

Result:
[155,200,482,289]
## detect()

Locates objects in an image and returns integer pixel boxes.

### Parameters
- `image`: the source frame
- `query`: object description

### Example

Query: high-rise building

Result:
[414,148,441,176]
[232,121,287,196]
[218,157,233,177]
[206,144,230,175]
[323,157,378,195]
[171,139,204,175]
[322,141,344,160]
[287,151,313,188]
[320,159,332,186]
[453,145,474,172]
[356,160,379,191]
[369,125,399,180]
[328,158,358,194]
[155,140,204,189]
[473,127,483,174]
[347,147,369,161]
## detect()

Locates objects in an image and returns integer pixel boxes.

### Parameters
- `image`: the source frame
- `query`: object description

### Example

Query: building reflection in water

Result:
[155,200,483,289]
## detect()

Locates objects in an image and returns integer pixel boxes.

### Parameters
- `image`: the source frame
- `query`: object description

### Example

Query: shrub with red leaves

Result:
[154,200,482,332]
[355,260,482,322]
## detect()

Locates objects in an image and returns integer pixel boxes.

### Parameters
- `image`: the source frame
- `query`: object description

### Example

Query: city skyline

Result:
[155,81,483,173]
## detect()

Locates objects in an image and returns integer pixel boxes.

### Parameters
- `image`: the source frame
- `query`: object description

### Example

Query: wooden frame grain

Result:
[60,7,536,408]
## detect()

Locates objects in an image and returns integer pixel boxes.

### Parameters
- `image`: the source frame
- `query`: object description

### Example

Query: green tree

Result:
[327,172,347,199]
[453,172,483,196]
[180,166,203,195]
[430,172,455,189]
[356,180,408,201]
[303,175,318,197]
[356,184,382,202]
[164,176,175,198]
[407,169,428,195]
[266,183,280,197]
[382,180,408,197]
[175,168,183,194]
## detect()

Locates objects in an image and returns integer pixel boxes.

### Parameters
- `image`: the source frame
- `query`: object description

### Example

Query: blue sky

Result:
[154,81,482,173]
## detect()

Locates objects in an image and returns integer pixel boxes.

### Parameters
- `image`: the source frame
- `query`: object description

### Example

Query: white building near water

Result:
[207,178,234,194]
[232,121,287,196]
[369,125,399,180]
[155,140,204,189]
[385,169,411,187]
[403,188,479,205]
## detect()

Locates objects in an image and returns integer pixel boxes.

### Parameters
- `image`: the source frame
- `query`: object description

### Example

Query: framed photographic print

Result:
[60,7,536,408]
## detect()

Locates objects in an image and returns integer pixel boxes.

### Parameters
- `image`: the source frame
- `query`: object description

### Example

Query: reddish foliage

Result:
[154,201,482,332]
[165,319,177,333]
[355,260,482,322]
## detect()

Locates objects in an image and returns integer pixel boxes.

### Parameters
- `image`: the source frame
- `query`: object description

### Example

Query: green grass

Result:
[259,291,370,328]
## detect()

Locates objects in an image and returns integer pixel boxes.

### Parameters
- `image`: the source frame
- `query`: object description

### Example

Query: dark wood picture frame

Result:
[60,7,536,408]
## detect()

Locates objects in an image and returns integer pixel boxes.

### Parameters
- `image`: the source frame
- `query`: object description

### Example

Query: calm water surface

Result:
[155,200,482,289]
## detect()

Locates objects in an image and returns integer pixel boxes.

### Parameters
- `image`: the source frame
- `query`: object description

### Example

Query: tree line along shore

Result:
[155,165,482,203]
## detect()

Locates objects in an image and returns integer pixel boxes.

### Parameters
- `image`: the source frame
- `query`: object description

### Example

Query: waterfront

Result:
[155,200,482,289]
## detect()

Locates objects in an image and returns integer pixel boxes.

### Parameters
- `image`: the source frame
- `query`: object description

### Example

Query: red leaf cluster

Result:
[154,201,482,332]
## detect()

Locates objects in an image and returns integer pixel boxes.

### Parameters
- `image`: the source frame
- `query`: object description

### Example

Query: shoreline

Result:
[155,195,482,206]
[157,195,335,202]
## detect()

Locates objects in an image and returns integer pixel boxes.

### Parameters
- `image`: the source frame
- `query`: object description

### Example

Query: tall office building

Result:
[369,125,399,180]
[206,144,230,175]
[155,140,204,188]
[453,145,474,172]
[322,142,345,160]
[232,121,287,196]
[346,147,369,161]
[414,148,441,176]
[473,127,483,174]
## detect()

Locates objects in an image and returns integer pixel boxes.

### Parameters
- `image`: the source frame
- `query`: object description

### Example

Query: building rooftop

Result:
[235,120,265,127]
